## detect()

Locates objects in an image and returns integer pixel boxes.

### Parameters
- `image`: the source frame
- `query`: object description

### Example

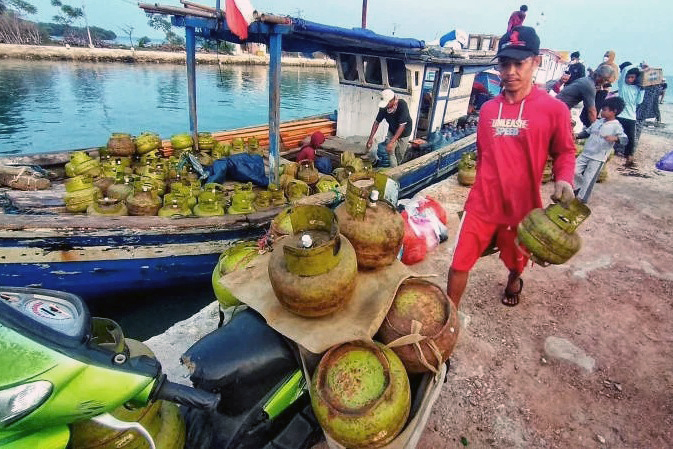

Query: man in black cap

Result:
[447,26,576,308]
[567,51,585,85]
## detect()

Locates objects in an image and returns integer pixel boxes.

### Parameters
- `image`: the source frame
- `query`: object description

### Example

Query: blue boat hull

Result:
[1,254,221,299]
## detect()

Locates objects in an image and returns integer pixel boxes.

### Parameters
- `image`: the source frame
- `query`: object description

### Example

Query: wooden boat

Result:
[0,11,489,301]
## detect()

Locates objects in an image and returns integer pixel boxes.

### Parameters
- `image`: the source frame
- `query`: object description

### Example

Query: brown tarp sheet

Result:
[220,245,413,354]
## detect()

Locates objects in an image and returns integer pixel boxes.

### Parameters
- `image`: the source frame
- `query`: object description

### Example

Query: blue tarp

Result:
[285,19,424,55]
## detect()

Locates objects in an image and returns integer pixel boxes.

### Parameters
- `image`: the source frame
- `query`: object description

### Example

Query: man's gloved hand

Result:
[551,180,575,204]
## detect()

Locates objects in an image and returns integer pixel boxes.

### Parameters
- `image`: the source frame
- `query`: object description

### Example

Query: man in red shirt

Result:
[507,5,527,33]
[447,26,575,307]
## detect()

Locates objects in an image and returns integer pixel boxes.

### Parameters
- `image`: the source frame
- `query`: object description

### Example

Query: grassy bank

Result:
[0,43,336,67]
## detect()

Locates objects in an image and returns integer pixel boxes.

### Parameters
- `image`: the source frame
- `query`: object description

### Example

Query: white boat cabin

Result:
[334,50,494,142]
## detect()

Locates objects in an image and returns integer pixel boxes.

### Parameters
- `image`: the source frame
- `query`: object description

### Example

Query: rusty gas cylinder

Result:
[378,278,459,373]
[310,341,411,449]
[334,173,404,269]
[268,205,357,317]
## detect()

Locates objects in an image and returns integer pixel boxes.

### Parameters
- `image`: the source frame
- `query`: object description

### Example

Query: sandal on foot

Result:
[502,278,523,307]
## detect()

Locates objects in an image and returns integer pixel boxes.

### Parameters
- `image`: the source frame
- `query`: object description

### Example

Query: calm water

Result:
[0,60,338,154]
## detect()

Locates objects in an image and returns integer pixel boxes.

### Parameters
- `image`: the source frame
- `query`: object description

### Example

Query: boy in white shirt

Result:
[574,96,628,202]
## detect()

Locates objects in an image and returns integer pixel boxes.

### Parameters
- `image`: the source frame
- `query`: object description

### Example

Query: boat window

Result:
[386,59,407,89]
[415,71,419,86]
[339,54,359,82]
[439,73,451,96]
[363,56,383,85]
[451,70,463,88]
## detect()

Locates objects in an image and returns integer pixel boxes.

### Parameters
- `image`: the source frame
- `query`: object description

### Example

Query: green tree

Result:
[137,35,150,48]
[0,0,37,15]
[50,0,82,28]
[147,13,184,48]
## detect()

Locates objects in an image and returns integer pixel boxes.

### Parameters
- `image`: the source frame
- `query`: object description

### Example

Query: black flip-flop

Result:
[502,278,523,307]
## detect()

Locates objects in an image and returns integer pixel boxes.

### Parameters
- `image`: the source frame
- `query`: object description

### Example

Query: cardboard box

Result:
[640,68,664,87]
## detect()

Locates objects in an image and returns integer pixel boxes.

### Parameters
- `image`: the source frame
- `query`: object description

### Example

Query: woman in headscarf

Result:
[596,50,619,83]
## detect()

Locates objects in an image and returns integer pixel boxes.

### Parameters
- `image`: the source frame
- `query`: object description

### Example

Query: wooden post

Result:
[185,25,199,151]
[268,31,282,186]
[361,0,368,28]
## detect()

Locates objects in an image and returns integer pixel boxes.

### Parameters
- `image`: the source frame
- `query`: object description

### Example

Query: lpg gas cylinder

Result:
[378,278,459,373]
[334,173,404,269]
[268,205,357,317]
[517,198,590,265]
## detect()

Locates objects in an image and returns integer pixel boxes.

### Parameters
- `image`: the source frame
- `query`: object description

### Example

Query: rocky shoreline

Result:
[0,43,336,67]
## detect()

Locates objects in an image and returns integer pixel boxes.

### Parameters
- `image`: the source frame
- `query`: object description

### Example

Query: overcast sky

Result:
[28,0,672,73]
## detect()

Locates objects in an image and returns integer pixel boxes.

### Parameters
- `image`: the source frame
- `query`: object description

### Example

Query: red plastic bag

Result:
[400,210,427,265]
[416,196,448,225]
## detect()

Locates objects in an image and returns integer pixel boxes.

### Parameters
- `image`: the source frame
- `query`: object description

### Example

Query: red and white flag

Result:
[225,0,255,40]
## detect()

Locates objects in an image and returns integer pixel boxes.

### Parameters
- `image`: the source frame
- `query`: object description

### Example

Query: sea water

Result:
[0,60,338,155]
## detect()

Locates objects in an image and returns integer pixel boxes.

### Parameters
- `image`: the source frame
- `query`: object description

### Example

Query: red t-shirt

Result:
[464,87,575,227]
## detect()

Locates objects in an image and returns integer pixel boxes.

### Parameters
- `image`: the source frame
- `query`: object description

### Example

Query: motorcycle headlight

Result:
[0,381,52,427]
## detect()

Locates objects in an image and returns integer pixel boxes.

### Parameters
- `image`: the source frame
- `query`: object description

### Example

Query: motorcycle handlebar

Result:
[153,378,220,411]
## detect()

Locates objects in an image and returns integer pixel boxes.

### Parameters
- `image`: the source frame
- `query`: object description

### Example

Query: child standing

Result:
[574,97,628,202]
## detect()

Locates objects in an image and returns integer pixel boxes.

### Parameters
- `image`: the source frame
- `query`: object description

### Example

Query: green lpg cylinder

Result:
[193,191,224,217]
[69,339,185,449]
[268,205,358,317]
[212,241,260,308]
[197,132,216,151]
[517,198,591,265]
[158,195,192,217]
[334,173,404,269]
[107,174,135,201]
[87,197,128,216]
[64,186,101,213]
[170,133,194,151]
[228,192,255,215]
[135,132,162,155]
[457,152,476,186]
[315,175,340,193]
[311,341,411,449]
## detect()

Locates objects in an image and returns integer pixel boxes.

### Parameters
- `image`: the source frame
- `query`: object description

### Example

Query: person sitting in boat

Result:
[365,89,413,167]
[296,131,325,162]
[296,131,332,173]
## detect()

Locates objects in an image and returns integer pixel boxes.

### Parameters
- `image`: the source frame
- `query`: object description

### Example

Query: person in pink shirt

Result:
[447,26,575,308]
[507,5,528,32]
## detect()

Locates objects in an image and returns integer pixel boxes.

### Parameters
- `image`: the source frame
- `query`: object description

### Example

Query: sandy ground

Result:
[0,43,335,66]
[410,106,673,449]
[148,105,673,449]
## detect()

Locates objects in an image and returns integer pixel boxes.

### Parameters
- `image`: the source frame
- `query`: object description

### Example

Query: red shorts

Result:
[451,211,528,273]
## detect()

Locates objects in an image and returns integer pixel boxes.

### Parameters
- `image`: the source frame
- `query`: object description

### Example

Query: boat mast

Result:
[361,0,367,28]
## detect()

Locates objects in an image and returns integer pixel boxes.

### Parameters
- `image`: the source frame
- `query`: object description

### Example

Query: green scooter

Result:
[0,287,318,449]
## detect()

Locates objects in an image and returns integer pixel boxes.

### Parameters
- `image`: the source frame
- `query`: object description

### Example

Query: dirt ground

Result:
[407,111,673,449]
[146,106,673,449]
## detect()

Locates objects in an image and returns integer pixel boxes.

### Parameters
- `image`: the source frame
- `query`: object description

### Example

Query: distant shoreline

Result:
[0,43,336,67]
